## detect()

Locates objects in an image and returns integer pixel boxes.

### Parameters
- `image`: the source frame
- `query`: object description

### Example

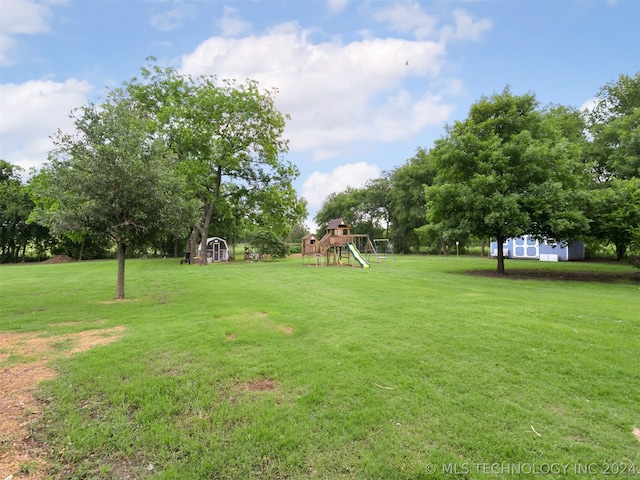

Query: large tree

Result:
[584,73,640,260]
[31,90,198,299]
[314,184,387,239]
[425,88,590,274]
[588,177,640,260]
[314,187,362,231]
[0,161,49,262]
[126,64,306,264]
[587,72,640,180]
[388,148,437,253]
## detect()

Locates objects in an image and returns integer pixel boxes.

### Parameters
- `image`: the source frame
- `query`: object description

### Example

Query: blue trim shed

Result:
[490,235,584,262]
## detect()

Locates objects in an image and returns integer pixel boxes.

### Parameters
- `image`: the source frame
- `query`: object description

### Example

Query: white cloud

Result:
[218,6,251,37]
[0,79,92,171]
[0,0,67,66]
[301,162,381,210]
[0,34,18,65]
[149,2,194,31]
[579,97,597,113]
[440,9,492,41]
[179,22,454,161]
[373,2,439,40]
[374,2,492,43]
[0,0,52,35]
[326,0,349,14]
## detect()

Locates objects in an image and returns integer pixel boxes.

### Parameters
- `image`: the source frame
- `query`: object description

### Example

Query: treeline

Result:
[1,154,305,264]
[2,71,638,272]
[1,62,308,269]
[314,73,639,270]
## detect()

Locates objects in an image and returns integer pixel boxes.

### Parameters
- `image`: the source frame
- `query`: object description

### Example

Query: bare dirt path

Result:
[1,327,124,479]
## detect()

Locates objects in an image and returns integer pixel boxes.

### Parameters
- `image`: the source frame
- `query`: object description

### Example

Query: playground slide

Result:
[346,242,370,268]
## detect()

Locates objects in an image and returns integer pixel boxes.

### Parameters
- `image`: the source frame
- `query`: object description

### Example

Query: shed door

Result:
[514,236,538,258]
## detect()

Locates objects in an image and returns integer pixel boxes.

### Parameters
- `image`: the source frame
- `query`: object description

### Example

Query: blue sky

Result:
[1,0,639,227]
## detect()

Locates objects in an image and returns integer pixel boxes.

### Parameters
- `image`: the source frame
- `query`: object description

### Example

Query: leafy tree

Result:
[587,72,640,180]
[0,161,50,262]
[49,234,111,261]
[314,187,362,232]
[388,148,437,253]
[287,223,309,243]
[359,176,392,235]
[314,179,389,240]
[425,88,590,274]
[582,73,639,260]
[248,228,288,258]
[588,177,640,260]
[126,63,306,265]
[31,90,198,299]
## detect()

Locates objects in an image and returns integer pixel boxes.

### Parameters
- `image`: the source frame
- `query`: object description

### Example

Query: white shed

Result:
[199,237,229,263]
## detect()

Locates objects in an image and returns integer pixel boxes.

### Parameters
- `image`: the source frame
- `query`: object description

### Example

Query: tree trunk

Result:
[198,218,212,266]
[116,242,126,299]
[197,167,223,266]
[78,238,85,261]
[187,229,198,261]
[8,239,15,261]
[615,243,626,261]
[198,199,217,266]
[496,235,506,275]
[481,238,486,257]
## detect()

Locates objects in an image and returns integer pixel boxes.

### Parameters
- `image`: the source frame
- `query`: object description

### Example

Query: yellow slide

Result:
[346,242,370,268]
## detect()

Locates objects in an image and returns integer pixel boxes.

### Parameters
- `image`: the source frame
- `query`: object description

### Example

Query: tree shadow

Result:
[466,268,640,284]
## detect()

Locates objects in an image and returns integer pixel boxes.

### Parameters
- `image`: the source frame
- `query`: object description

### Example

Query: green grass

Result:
[1,256,639,479]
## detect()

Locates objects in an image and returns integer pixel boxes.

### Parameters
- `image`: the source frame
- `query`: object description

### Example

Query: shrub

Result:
[248,229,288,259]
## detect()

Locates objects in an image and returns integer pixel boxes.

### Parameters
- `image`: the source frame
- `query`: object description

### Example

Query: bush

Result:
[287,243,302,254]
[248,230,288,259]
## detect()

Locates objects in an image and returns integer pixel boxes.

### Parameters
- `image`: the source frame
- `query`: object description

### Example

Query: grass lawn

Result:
[1,255,639,479]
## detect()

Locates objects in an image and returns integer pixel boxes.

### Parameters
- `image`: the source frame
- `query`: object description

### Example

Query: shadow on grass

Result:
[466,268,640,284]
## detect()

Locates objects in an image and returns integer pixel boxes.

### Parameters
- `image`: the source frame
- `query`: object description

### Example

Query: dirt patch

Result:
[238,379,278,392]
[40,255,75,264]
[0,327,124,479]
[48,319,109,328]
[282,327,294,334]
[467,268,640,284]
[99,299,136,305]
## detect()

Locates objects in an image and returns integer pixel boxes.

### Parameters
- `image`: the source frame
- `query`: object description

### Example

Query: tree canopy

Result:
[125,63,307,264]
[31,89,198,298]
[584,72,640,261]
[6,64,637,270]
[587,72,640,180]
[0,161,49,262]
[313,179,389,240]
[388,148,438,253]
[424,88,590,273]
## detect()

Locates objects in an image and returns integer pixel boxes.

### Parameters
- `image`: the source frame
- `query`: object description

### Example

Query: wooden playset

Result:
[301,218,392,268]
